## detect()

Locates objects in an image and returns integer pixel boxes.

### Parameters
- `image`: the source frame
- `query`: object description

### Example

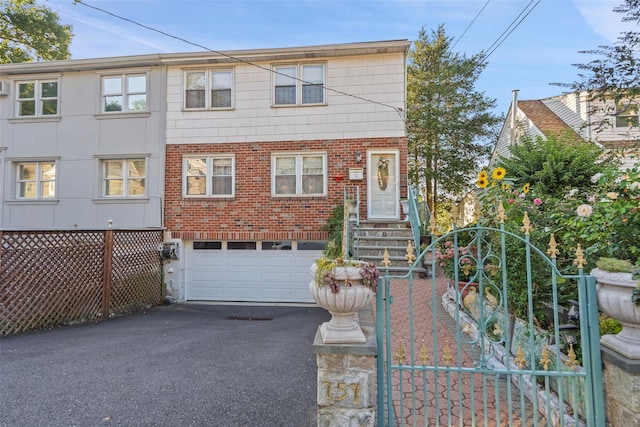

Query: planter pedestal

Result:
[593,268,640,359]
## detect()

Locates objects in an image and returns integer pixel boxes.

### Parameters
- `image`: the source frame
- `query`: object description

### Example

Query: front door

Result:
[367,150,400,219]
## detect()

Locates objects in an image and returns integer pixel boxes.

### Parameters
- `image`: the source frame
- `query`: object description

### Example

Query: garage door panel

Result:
[186,243,323,302]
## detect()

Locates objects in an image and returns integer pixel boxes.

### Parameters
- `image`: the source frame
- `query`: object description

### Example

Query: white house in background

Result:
[491,91,640,169]
[0,56,167,229]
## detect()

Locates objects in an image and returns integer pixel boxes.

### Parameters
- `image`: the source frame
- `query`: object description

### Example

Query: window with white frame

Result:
[272,153,326,196]
[101,74,147,113]
[101,158,146,197]
[184,155,235,197]
[184,69,233,109]
[16,79,59,117]
[16,161,57,199]
[615,103,639,128]
[273,64,325,106]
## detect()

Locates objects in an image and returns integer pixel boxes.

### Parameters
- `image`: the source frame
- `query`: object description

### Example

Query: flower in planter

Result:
[314,256,379,294]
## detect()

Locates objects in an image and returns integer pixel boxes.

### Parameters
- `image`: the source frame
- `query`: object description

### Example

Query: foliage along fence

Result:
[0,229,163,336]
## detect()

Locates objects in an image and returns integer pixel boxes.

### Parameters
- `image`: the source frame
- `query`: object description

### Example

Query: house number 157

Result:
[322,381,361,404]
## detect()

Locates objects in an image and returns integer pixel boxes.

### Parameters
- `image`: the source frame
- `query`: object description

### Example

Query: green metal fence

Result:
[376,214,605,426]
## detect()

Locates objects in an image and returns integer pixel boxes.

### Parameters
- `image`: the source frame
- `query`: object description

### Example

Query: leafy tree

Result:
[406,25,502,219]
[0,0,73,63]
[495,132,614,196]
[561,0,639,132]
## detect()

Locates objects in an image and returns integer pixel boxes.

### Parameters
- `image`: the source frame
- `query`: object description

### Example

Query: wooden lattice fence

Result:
[0,229,163,336]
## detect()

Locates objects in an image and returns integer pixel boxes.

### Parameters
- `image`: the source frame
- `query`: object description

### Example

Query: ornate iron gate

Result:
[375,213,605,426]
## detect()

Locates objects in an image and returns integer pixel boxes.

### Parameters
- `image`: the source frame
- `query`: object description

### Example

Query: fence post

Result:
[101,229,114,318]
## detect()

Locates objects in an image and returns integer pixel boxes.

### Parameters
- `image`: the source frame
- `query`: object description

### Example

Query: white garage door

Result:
[185,240,324,302]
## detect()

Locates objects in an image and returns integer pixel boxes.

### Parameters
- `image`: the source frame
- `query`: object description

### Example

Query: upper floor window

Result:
[616,103,639,128]
[101,158,146,197]
[184,155,235,197]
[185,69,233,109]
[101,74,147,113]
[272,153,326,196]
[273,64,325,106]
[16,161,56,199]
[16,79,59,117]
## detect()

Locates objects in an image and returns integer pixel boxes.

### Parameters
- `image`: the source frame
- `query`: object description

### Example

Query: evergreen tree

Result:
[406,26,501,218]
[0,0,73,63]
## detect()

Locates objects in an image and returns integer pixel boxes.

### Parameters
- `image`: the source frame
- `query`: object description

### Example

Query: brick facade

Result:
[165,136,407,241]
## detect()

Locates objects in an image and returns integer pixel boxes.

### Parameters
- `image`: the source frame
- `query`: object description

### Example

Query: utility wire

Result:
[76,1,405,118]
[482,0,541,63]
[452,0,491,50]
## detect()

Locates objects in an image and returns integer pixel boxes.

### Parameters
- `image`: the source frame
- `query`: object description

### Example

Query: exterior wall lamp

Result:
[355,151,362,163]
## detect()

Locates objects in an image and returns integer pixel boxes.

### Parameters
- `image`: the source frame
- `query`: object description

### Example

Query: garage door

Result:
[185,240,324,302]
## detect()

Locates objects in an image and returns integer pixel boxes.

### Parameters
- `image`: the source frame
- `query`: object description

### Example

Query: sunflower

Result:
[478,170,488,180]
[523,183,530,194]
[502,183,510,190]
[491,167,506,181]
[477,177,488,188]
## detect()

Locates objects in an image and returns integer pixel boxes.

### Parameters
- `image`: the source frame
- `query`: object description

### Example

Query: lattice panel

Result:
[109,230,163,315]
[0,231,104,336]
[0,229,163,336]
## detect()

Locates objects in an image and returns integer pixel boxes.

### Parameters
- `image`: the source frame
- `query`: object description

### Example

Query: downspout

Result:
[510,89,519,146]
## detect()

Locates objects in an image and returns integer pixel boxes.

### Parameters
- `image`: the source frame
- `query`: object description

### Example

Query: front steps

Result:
[351,220,431,277]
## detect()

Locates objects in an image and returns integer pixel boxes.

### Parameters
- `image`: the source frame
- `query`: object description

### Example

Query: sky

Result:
[44,0,637,117]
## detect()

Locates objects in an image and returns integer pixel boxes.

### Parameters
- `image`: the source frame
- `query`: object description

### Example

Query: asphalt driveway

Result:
[0,303,329,427]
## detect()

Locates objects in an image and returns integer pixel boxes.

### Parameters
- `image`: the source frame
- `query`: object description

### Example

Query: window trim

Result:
[272,63,326,107]
[271,152,327,197]
[97,157,148,199]
[98,71,149,114]
[615,102,639,128]
[14,78,60,118]
[183,68,235,110]
[183,154,236,198]
[14,159,58,200]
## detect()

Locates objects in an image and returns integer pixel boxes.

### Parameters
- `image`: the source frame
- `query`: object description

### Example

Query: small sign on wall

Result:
[349,168,363,181]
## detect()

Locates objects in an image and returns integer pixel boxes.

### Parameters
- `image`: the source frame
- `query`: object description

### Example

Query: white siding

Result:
[165,53,406,145]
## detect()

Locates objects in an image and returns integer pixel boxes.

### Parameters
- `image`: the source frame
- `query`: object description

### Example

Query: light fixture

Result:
[355,151,362,163]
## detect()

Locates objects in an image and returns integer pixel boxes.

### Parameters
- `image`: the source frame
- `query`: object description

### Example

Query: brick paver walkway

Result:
[375,270,541,426]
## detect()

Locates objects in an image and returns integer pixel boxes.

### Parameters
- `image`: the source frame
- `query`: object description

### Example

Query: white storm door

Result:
[367,150,400,219]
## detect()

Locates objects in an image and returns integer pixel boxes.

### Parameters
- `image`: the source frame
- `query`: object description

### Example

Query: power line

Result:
[76,1,405,118]
[482,0,541,63]
[452,0,491,50]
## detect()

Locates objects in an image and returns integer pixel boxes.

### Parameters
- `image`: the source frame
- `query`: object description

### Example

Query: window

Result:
[185,69,233,109]
[101,74,147,113]
[184,155,235,197]
[16,79,59,117]
[101,159,146,197]
[273,64,325,106]
[272,153,326,196]
[16,161,56,199]
[616,103,639,128]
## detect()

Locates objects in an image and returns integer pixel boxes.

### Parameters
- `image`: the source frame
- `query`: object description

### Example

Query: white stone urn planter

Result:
[309,261,374,344]
[592,268,640,359]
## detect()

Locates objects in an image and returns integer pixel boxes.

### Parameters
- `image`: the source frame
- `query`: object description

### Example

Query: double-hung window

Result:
[272,153,326,196]
[274,64,325,106]
[16,161,57,199]
[185,69,233,109]
[16,79,59,117]
[101,73,147,113]
[616,103,639,128]
[101,158,146,197]
[184,155,235,197]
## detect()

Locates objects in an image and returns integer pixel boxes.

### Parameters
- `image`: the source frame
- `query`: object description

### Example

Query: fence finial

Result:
[573,244,587,269]
[520,212,532,235]
[497,202,507,224]
[405,240,416,265]
[382,247,392,268]
[547,234,560,259]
